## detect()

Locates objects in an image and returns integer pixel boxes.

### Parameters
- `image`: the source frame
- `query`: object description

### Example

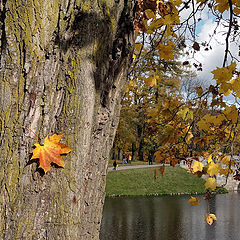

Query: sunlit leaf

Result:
[205,213,217,225]
[207,162,220,177]
[192,161,204,173]
[188,196,200,206]
[31,134,72,173]
[205,177,217,191]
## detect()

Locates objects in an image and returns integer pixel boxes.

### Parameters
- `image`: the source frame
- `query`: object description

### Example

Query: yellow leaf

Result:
[205,177,217,191]
[145,9,156,19]
[231,76,240,93]
[135,43,143,52]
[219,168,232,176]
[132,54,136,60]
[186,132,193,144]
[233,7,240,15]
[219,83,232,96]
[207,162,220,177]
[197,119,210,130]
[145,75,160,87]
[192,161,204,173]
[158,42,175,61]
[169,0,182,6]
[177,108,193,120]
[205,213,217,225]
[224,105,238,124]
[211,62,236,84]
[208,154,213,163]
[188,196,200,206]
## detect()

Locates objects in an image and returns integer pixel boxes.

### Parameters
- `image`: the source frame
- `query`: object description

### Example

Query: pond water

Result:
[100,193,240,240]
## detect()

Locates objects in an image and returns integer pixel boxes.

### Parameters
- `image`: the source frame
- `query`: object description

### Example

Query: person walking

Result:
[122,153,127,164]
[126,153,129,163]
[148,153,153,165]
[113,160,117,170]
[128,155,132,164]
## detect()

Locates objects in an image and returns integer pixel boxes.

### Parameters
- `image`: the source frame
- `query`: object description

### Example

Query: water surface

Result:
[100,193,240,240]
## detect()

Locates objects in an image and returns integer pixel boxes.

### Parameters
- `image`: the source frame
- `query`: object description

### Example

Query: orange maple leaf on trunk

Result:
[31,134,72,173]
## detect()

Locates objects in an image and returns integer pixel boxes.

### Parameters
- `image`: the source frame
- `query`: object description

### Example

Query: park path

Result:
[108,162,189,172]
[108,163,163,172]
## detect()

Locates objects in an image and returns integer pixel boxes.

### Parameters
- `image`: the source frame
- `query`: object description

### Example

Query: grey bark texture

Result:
[0,0,135,239]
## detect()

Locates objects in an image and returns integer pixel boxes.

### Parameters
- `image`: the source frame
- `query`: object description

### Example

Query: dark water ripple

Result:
[100,193,240,240]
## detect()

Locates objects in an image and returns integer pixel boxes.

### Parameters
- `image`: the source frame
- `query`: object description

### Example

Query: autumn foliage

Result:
[115,0,240,226]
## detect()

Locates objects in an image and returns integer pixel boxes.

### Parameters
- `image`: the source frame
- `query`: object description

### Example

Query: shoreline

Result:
[105,166,228,197]
[106,190,228,198]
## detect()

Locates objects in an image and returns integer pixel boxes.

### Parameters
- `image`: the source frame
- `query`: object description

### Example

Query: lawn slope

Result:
[106,166,207,196]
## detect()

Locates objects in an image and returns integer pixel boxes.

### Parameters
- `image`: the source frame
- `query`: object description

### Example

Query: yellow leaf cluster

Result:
[215,0,229,13]
[205,213,217,225]
[197,114,225,130]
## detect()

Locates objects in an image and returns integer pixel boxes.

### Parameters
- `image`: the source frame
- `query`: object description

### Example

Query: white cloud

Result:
[181,17,239,86]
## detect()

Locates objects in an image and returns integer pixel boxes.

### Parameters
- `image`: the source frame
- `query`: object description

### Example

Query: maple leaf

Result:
[192,161,204,173]
[205,213,217,225]
[31,134,72,173]
[188,196,200,206]
[205,177,217,191]
[158,42,175,60]
[211,62,236,84]
[207,162,220,177]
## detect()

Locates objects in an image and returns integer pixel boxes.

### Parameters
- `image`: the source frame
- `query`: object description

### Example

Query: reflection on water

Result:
[100,193,240,240]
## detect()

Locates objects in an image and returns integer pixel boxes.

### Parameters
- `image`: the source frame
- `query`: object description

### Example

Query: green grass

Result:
[106,166,209,196]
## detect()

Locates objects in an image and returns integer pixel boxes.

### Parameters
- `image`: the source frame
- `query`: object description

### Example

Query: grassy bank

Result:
[106,166,226,196]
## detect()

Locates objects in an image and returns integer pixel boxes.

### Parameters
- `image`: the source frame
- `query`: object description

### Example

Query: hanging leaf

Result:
[159,165,165,176]
[205,213,217,225]
[154,168,158,180]
[205,177,217,191]
[193,42,200,51]
[188,196,200,206]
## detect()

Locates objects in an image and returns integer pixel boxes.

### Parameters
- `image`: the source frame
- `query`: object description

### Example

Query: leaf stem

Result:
[22,127,41,144]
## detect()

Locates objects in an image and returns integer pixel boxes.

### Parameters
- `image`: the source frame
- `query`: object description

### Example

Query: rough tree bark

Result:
[0,0,135,239]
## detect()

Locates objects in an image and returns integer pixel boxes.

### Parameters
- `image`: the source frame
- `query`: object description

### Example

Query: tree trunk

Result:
[0,0,135,239]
